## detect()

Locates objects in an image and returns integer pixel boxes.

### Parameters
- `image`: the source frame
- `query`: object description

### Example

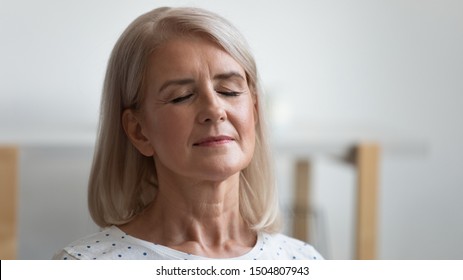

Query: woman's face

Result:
[134,36,257,183]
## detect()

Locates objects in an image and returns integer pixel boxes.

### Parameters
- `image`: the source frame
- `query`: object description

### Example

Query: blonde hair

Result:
[88,7,280,233]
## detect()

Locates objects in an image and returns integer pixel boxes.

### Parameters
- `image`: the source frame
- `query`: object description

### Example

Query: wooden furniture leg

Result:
[355,143,380,260]
[292,159,311,242]
[0,146,19,260]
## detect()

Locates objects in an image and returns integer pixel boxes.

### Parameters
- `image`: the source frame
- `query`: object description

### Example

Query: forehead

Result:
[146,36,245,83]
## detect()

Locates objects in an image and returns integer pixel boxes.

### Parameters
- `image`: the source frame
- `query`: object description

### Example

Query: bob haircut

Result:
[88,7,280,233]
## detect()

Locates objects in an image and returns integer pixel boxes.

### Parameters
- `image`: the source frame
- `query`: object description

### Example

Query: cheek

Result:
[234,98,257,143]
[240,105,257,165]
[147,110,192,152]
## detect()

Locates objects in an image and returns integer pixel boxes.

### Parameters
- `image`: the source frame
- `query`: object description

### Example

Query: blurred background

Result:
[0,0,462,259]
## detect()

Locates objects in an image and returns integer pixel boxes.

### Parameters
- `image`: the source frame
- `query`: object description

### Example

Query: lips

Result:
[193,135,235,146]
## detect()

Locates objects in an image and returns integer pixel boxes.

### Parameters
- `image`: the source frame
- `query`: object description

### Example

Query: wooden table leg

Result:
[355,143,380,260]
[292,159,311,243]
[0,146,19,260]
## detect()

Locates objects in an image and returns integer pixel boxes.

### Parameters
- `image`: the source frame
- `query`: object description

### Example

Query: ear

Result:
[122,109,155,157]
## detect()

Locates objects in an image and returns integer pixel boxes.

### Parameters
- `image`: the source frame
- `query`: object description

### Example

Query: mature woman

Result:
[53,7,322,260]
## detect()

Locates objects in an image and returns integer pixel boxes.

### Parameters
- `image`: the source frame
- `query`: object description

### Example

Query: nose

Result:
[197,88,227,124]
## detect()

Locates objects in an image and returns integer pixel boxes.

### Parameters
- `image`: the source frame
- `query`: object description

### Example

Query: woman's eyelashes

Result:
[169,90,243,104]
[217,91,242,97]
[170,93,194,104]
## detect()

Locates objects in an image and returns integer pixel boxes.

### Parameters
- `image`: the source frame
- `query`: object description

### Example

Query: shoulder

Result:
[260,232,324,260]
[52,226,165,260]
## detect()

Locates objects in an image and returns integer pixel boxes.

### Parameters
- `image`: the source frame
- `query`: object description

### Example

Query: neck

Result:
[120,172,256,258]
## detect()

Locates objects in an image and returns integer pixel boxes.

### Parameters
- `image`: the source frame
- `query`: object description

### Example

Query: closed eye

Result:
[217,91,242,97]
[170,94,194,104]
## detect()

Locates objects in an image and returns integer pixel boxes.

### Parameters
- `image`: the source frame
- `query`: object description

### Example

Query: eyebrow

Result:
[213,71,246,82]
[158,78,195,94]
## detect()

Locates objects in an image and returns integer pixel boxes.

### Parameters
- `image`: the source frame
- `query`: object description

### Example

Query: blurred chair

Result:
[292,143,380,260]
[0,146,18,259]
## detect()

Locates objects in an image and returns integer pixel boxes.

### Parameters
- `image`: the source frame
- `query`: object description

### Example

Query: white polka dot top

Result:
[53,226,324,260]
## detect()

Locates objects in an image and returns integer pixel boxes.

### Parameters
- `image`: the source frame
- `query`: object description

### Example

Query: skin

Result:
[120,36,259,258]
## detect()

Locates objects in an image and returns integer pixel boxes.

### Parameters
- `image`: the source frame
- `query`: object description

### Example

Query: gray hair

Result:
[88,7,280,233]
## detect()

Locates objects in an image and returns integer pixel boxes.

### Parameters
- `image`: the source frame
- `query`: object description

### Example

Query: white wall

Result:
[1,0,462,259]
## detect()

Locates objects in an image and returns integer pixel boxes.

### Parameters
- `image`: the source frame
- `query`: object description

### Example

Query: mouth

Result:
[193,135,235,146]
